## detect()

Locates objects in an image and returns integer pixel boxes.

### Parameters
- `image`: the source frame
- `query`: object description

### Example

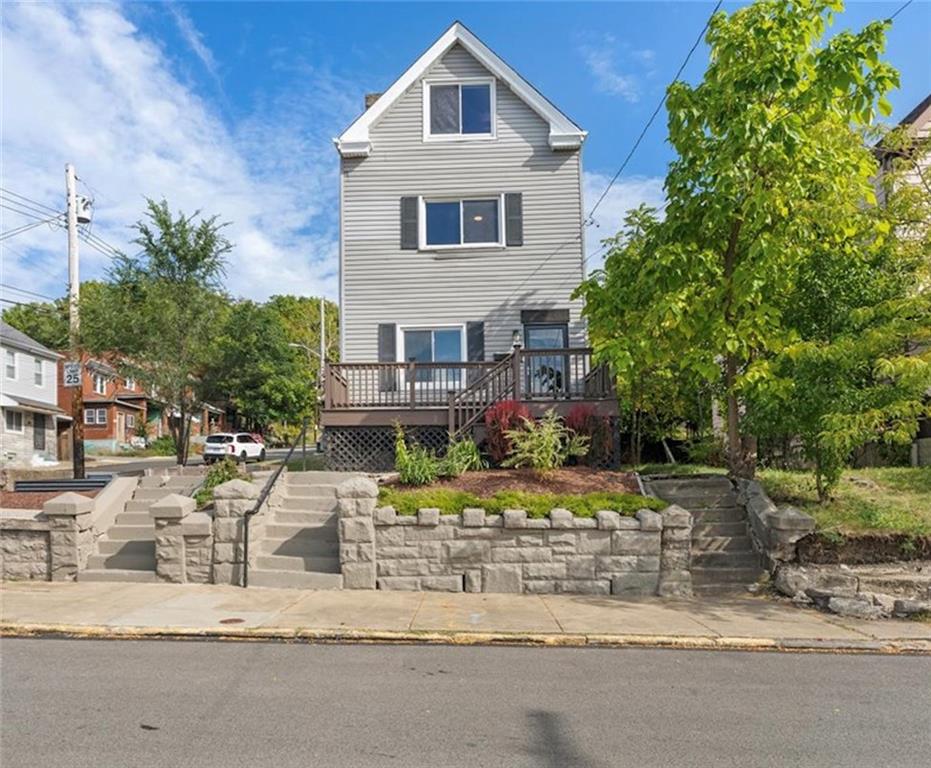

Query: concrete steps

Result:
[248,569,342,590]
[248,472,351,589]
[646,475,765,593]
[80,568,158,583]
[254,554,341,573]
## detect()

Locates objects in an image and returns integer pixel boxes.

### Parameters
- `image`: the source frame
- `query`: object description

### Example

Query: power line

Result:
[0,188,61,217]
[0,283,58,301]
[500,0,722,307]
[889,0,913,20]
[0,214,64,241]
[586,0,722,223]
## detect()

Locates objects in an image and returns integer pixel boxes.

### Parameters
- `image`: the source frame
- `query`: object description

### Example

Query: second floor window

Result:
[5,351,15,379]
[34,357,43,386]
[424,197,501,248]
[93,374,106,395]
[124,377,135,390]
[426,81,493,138]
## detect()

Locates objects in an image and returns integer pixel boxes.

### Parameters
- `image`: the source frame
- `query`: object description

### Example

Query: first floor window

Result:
[5,410,23,432]
[84,408,108,425]
[403,327,463,384]
[127,414,135,428]
[424,197,501,247]
[5,350,15,379]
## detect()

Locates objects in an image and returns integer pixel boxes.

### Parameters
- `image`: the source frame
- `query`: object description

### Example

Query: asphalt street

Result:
[1,639,929,768]
[88,448,296,476]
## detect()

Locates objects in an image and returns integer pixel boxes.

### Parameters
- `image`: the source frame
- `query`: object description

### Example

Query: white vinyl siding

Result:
[341,44,585,362]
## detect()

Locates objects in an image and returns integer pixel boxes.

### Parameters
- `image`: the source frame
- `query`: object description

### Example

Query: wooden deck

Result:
[322,347,617,433]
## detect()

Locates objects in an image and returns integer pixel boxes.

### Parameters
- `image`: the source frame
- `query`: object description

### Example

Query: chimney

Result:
[365,92,382,109]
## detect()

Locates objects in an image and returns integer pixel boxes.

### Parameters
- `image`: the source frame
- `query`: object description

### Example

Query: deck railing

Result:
[325,348,614,415]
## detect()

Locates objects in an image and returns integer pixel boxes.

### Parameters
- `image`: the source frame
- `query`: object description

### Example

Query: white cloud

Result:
[578,34,649,103]
[582,171,666,273]
[0,2,360,305]
[167,3,222,89]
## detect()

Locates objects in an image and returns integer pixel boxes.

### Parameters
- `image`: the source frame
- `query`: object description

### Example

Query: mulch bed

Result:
[419,467,641,496]
[798,531,931,564]
[0,489,98,511]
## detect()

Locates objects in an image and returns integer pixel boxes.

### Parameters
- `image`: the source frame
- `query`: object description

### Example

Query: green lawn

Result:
[633,463,931,536]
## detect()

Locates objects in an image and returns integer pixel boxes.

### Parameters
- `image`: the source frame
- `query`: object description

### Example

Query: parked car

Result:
[203,433,266,464]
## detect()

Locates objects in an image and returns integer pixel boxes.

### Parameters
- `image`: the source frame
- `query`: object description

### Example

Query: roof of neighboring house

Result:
[899,92,931,130]
[0,392,66,416]
[83,398,145,411]
[0,321,60,360]
[335,20,586,157]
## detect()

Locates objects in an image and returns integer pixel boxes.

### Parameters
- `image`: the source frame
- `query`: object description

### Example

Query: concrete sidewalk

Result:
[1,581,928,652]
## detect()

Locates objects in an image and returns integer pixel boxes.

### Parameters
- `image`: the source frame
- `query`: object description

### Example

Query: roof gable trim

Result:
[335,22,586,157]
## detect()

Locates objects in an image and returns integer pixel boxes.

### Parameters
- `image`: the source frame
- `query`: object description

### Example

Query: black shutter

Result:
[466,321,485,385]
[400,197,418,250]
[505,193,523,246]
[378,323,397,391]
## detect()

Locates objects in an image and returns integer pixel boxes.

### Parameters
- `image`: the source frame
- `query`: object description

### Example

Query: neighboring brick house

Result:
[0,321,66,466]
[57,356,150,453]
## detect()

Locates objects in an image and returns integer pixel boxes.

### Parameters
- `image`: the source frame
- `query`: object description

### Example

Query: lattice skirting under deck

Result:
[323,426,450,472]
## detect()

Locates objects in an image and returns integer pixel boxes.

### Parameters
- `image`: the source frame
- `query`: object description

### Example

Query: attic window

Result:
[425,80,494,139]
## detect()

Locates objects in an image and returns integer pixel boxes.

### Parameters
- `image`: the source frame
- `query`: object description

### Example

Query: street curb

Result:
[2,622,929,655]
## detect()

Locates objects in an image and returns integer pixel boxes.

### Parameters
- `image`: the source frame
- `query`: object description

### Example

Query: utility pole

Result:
[66,163,85,479]
[318,297,325,447]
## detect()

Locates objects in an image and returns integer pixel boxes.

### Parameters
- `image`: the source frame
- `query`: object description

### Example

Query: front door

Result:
[523,323,569,397]
[33,413,46,451]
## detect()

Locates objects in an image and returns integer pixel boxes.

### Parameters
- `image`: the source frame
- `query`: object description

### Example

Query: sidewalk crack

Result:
[540,596,566,632]
[408,592,426,631]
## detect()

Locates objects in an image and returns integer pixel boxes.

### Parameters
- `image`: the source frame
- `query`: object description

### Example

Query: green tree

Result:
[746,127,931,499]
[84,199,232,465]
[207,300,314,428]
[1,281,115,350]
[581,0,899,477]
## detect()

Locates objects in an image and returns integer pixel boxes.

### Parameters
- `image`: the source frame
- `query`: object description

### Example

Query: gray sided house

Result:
[324,22,616,470]
[1,321,66,467]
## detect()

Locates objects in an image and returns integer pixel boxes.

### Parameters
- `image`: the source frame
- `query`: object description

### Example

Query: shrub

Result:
[439,438,486,478]
[502,409,589,472]
[565,404,613,466]
[194,456,246,507]
[484,399,531,464]
[394,424,439,486]
[378,486,666,518]
[148,435,176,456]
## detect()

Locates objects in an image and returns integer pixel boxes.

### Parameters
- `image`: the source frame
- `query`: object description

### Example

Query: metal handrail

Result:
[241,421,308,588]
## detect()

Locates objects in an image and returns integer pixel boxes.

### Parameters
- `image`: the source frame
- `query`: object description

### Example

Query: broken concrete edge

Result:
[1,622,928,655]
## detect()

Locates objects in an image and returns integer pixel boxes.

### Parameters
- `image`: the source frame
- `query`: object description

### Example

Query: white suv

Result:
[203,433,266,464]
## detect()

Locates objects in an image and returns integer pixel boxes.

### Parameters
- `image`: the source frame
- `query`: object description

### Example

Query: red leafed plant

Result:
[565,404,612,467]
[484,399,531,465]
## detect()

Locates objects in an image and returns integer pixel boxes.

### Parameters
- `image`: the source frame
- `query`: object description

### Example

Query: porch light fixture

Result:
[511,329,522,348]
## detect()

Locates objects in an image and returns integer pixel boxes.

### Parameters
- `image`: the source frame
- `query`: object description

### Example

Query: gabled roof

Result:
[335,21,586,157]
[0,320,60,359]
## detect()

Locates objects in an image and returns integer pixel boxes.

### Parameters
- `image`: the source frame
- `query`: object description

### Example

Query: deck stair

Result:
[247,471,356,589]
[81,475,202,582]
[644,474,764,595]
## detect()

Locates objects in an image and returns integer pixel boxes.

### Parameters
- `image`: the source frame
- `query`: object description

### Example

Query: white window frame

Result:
[419,194,505,251]
[93,373,107,395]
[397,324,467,389]
[127,414,135,428]
[5,350,15,380]
[4,409,24,433]
[34,357,43,386]
[96,408,107,425]
[422,78,496,143]
[124,377,135,390]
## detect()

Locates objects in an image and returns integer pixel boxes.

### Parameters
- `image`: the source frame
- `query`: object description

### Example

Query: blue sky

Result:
[2,1,929,304]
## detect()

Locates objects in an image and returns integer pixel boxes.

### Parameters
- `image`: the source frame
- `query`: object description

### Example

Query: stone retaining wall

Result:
[337,478,692,596]
[0,518,50,580]
[735,478,815,569]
